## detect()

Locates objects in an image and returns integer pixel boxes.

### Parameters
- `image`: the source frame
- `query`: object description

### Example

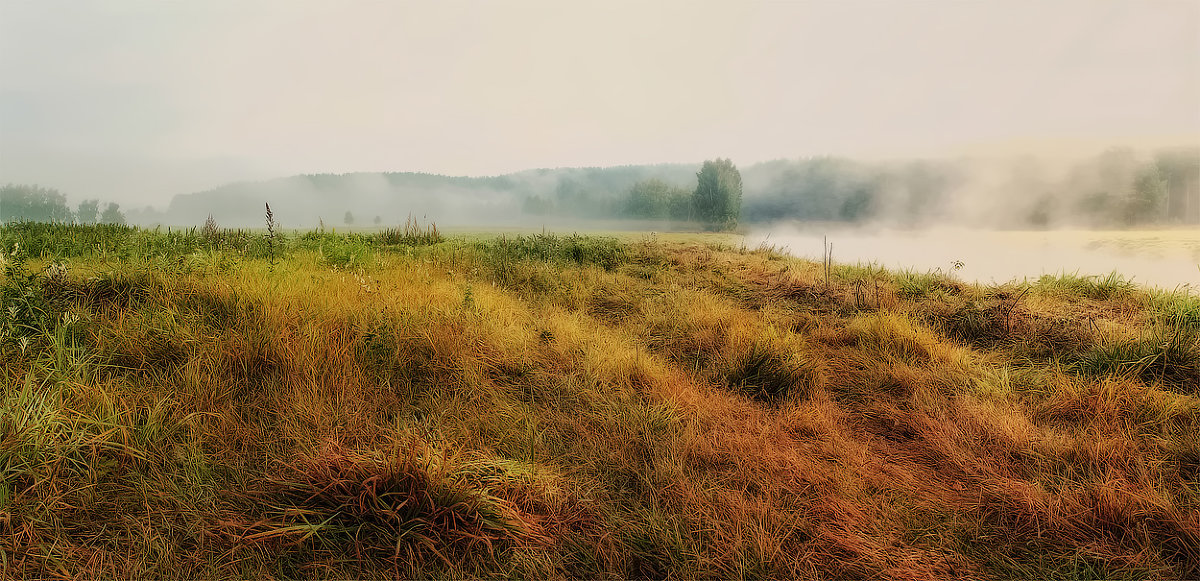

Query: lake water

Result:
[746,226,1200,292]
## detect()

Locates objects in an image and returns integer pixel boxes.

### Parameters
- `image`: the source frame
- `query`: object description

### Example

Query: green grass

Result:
[1149,289,1200,331]
[2,222,1198,580]
[1072,323,1200,390]
[1035,271,1138,300]
[374,215,445,246]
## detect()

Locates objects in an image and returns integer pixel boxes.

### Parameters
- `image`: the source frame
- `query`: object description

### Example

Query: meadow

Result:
[2,220,1198,579]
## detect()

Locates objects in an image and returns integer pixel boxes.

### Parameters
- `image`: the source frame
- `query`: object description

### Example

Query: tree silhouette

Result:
[77,199,100,223]
[692,159,742,230]
[99,202,126,225]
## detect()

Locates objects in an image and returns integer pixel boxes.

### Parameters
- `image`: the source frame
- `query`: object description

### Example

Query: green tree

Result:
[667,189,692,221]
[99,202,126,225]
[77,199,100,223]
[626,179,672,219]
[1155,148,1200,223]
[692,158,742,230]
[1126,163,1166,224]
[344,211,355,226]
[373,215,382,225]
[0,184,73,223]
[626,179,692,220]
[522,195,555,216]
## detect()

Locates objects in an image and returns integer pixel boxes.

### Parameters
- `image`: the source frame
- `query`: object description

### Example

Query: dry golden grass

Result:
[1,223,1197,579]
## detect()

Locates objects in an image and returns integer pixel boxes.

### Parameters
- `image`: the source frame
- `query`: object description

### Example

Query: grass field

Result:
[2,221,1198,579]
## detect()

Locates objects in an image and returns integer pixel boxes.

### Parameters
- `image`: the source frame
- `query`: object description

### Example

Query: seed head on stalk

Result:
[265,202,277,265]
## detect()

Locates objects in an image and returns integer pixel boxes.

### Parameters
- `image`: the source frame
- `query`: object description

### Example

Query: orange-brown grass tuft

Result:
[229,439,550,568]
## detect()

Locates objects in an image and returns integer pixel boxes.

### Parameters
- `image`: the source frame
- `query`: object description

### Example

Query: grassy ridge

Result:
[2,222,1198,579]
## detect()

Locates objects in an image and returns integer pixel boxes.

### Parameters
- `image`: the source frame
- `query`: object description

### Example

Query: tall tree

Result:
[627,179,687,219]
[1155,148,1200,224]
[0,184,73,223]
[692,159,742,230]
[99,202,126,225]
[1127,163,1167,224]
[77,199,100,223]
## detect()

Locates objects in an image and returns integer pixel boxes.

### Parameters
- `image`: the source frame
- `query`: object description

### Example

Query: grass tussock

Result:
[232,439,550,565]
[1035,271,1139,301]
[2,222,1198,580]
[1073,323,1200,392]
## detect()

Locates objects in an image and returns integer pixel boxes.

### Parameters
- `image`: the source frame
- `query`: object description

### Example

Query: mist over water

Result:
[749,225,1200,292]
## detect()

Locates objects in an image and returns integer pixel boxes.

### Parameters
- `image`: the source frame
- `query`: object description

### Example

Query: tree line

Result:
[739,148,1199,228]
[522,148,1199,228]
[4,146,1195,230]
[1,184,127,225]
[525,158,744,230]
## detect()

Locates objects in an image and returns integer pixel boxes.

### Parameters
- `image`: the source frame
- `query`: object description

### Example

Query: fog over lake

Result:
[749,226,1200,291]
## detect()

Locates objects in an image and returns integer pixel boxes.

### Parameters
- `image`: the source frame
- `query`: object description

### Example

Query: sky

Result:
[1,0,1198,207]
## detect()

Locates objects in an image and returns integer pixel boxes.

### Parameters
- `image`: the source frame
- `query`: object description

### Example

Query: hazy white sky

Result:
[2,0,1198,205]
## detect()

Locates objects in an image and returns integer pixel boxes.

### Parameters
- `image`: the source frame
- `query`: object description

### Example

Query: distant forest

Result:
[0,184,127,225]
[5,147,1198,229]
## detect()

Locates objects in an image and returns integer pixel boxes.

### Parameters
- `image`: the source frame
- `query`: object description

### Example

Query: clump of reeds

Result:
[202,214,219,244]
[376,214,443,246]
